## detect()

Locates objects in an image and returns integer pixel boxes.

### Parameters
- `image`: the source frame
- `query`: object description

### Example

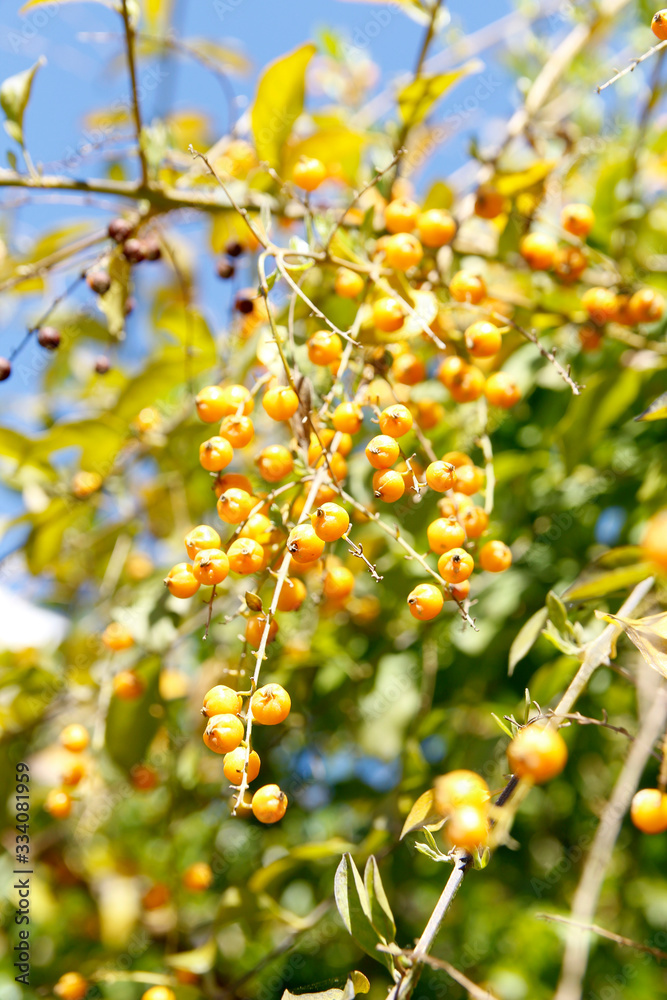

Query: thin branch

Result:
[188,145,268,248]
[343,532,383,582]
[597,38,667,93]
[537,913,667,963]
[120,0,148,186]
[401,950,499,1000]
[325,148,404,252]
[554,683,667,1000]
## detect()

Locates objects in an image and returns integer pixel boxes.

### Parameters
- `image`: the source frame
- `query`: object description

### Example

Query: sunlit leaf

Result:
[636,390,667,422]
[1,57,45,146]
[165,939,216,974]
[508,607,548,675]
[494,160,556,197]
[399,788,439,839]
[251,43,316,168]
[364,855,395,942]
[595,611,667,678]
[334,854,394,973]
[285,126,366,186]
[398,62,481,127]
[282,971,369,1000]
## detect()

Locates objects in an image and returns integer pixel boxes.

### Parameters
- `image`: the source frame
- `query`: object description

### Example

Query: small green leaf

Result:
[363,856,395,943]
[546,591,572,636]
[398,62,480,127]
[541,622,582,656]
[422,180,453,211]
[1,57,45,146]
[334,854,394,974]
[490,713,514,738]
[251,43,316,168]
[508,607,548,675]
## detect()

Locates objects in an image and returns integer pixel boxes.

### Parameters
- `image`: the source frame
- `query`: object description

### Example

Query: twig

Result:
[203,585,217,640]
[188,146,268,249]
[343,532,383,582]
[553,683,667,1000]
[325,148,405,252]
[539,709,663,763]
[119,0,148,186]
[399,949,499,1000]
[597,38,667,93]
[537,913,667,963]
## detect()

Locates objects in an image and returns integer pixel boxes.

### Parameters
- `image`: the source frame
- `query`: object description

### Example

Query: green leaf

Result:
[1,57,45,146]
[399,788,439,839]
[562,563,654,603]
[490,713,515,738]
[508,607,548,676]
[398,62,481,126]
[363,856,396,943]
[334,854,394,974]
[251,43,316,168]
[546,591,572,636]
[105,655,163,772]
[541,622,582,656]
[98,254,131,339]
[422,180,453,211]
[165,939,216,974]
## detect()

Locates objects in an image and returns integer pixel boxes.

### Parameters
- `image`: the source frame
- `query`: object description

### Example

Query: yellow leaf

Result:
[399,788,439,839]
[495,160,557,197]
[595,610,667,678]
[636,390,667,422]
[251,43,316,168]
[398,62,482,127]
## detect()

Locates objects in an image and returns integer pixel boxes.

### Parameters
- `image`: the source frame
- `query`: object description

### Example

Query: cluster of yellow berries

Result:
[201,682,289,823]
[431,721,568,852]
[43,723,91,820]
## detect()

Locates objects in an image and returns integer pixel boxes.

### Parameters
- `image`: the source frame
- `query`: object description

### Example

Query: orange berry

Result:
[113,670,145,700]
[454,465,484,496]
[417,208,456,248]
[391,352,425,385]
[251,783,288,823]
[217,488,256,524]
[427,517,466,554]
[308,330,342,366]
[334,267,365,298]
[165,562,200,598]
[484,372,521,408]
[579,325,603,352]
[251,683,291,725]
[245,613,279,648]
[372,468,405,502]
[479,540,512,572]
[365,434,400,470]
[71,470,102,499]
[45,789,72,819]
[627,287,665,324]
[293,156,326,191]
[413,398,444,430]
[653,9,667,39]
[437,548,474,584]
[287,523,326,563]
[438,355,465,389]
[202,713,244,754]
[182,862,213,891]
[202,685,243,717]
[60,724,89,753]
[333,401,363,434]
[561,203,594,239]
[425,461,456,493]
[447,363,485,404]
[449,271,486,304]
[199,435,233,472]
[553,245,588,284]
[445,805,489,851]
[277,576,307,611]
[219,414,254,448]
[195,385,226,423]
[323,564,355,600]
[263,385,299,421]
[442,451,472,468]
[379,404,413,438]
[62,760,86,787]
[581,286,618,324]
[506,722,567,783]
[384,232,423,271]
[642,511,667,570]
[520,232,557,271]
[439,492,474,518]
[220,384,253,416]
[54,974,88,1000]
[434,770,490,815]
[384,197,420,233]
[407,583,443,621]
[142,988,175,1000]
[373,297,404,333]
[131,764,158,791]
[223,747,261,784]
[227,537,264,574]
[630,788,667,833]
[257,444,293,483]
[102,622,134,651]
[464,321,502,358]
[474,185,505,219]
[239,513,274,543]
[185,524,221,560]
[459,505,488,539]
[193,547,230,586]
[310,502,349,541]
[444,579,470,602]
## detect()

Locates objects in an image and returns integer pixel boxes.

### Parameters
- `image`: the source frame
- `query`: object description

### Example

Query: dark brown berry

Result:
[216,257,235,280]
[141,235,161,261]
[86,269,111,295]
[234,291,254,315]
[0,358,11,381]
[125,296,136,316]
[94,355,110,374]
[122,239,145,263]
[226,240,243,258]
[108,218,133,243]
[37,326,61,350]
